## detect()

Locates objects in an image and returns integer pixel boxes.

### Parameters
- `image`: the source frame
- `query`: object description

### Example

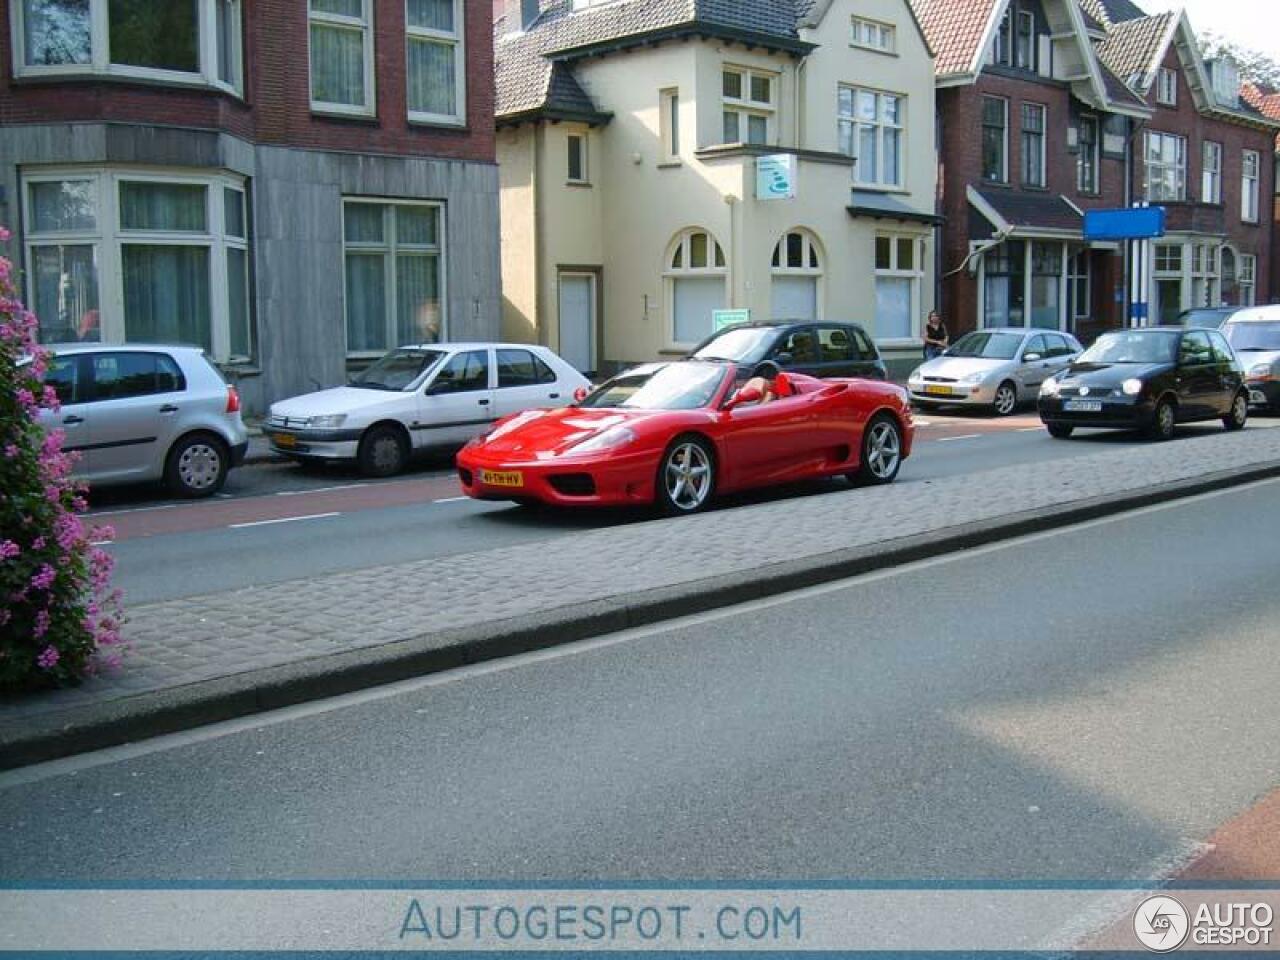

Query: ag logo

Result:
[1134,895,1190,952]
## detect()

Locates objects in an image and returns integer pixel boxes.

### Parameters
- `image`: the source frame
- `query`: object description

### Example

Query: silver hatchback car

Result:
[33,343,248,498]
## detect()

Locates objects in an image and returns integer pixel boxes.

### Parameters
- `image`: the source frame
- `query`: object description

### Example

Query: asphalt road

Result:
[3,479,1278,884]
[90,413,1279,605]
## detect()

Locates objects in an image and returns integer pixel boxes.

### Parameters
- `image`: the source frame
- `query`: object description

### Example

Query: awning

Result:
[968,186,1083,239]
[848,191,943,226]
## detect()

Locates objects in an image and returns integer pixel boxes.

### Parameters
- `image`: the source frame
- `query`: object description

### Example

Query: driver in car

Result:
[737,370,795,405]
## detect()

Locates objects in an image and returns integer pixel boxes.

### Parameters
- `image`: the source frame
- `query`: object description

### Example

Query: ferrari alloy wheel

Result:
[658,437,715,515]
[852,415,902,485]
[993,381,1018,417]
[1223,392,1249,432]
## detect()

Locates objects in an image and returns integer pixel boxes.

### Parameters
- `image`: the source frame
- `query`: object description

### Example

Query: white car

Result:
[266,343,591,476]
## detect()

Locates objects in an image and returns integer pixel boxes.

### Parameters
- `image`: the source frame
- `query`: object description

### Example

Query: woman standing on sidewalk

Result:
[923,311,949,360]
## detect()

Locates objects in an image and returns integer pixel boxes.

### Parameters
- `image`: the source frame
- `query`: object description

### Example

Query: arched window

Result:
[771,230,822,321]
[667,228,727,345]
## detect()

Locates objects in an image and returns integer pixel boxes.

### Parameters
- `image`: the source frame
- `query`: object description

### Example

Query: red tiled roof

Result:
[910,0,1000,78]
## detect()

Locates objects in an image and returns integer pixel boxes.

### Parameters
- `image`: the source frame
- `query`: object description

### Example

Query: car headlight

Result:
[909,366,924,381]
[1040,378,1060,397]
[1122,378,1144,397]
[307,414,348,429]
[571,425,637,454]
[1249,363,1273,379]
[962,371,986,384]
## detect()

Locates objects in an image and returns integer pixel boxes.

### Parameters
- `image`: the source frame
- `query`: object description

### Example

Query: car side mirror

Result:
[573,386,589,404]
[724,386,763,411]
[775,352,794,366]
[1023,352,1042,363]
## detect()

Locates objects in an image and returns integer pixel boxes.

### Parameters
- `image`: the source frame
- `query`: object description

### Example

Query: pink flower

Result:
[31,536,46,551]
[41,385,61,410]
[33,609,51,638]
[0,540,18,560]
[36,645,59,670]
[30,563,57,591]
[15,388,35,409]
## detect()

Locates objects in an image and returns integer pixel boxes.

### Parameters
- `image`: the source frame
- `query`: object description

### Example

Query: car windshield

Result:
[945,332,1022,360]
[580,362,728,410]
[1225,321,1280,352]
[692,327,777,364]
[1180,310,1230,327]
[350,348,446,390]
[1077,332,1177,364]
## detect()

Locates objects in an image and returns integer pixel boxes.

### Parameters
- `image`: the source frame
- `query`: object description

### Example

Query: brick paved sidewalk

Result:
[4,428,1280,730]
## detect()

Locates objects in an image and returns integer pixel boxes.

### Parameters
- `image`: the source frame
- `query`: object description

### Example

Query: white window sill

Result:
[311,103,377,119]
[15,64,244,99]
[408,112,467,129]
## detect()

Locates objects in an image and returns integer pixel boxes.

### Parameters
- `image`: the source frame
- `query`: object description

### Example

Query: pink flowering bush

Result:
[0,228,124,693]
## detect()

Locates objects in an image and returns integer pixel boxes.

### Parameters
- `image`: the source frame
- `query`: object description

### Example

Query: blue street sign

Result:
[1083,206,1166,241]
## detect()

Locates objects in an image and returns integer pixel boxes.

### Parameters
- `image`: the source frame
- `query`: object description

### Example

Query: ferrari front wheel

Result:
[850,414,903,486]
[657,436,716,515]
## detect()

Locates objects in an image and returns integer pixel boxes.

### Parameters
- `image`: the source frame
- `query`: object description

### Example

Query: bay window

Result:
[406,0,465,124]
[1202,141,1222,204]
[309,0,374,114]
[14,0,242,92]
[23,168,252,361]
[1242,150,1261,222]
[342,200,446,355]
[839,86,904,188]
[722,68,774,146]
[1021,103,1045,187]
[1145,131,1186,202]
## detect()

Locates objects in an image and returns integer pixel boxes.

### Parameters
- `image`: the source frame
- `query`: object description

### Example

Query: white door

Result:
[558,274,596,374]
[771,276,817,322]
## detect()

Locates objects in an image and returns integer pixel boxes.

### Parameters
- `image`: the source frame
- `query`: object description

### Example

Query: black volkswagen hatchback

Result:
[690,321,888,382]
[1038,327,1249,440]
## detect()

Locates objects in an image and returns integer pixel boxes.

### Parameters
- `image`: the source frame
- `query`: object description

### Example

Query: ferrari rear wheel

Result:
[850,414,903,486]
[657,436,716,515]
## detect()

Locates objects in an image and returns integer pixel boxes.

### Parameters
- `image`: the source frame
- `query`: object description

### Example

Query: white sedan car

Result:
[266,343,591,476]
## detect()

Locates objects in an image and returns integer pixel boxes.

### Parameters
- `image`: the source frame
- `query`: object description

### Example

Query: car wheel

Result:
[358,425,408,477]
[1223,392,1249,431]
[1148,399,1176,441]
[165,432,229,499]
[656,435,716,515]
[850,414,903,485]
[1045,422,1074,439]
[993,381,1018,417]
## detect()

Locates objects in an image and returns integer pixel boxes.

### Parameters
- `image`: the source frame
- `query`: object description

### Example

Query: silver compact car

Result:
[907,328,1083,415]
[35,343,249,497]
[267,343,592,477]
[1222,304,1280,411]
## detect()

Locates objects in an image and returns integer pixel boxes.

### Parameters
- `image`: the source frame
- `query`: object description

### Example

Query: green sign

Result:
[713,309,751,330]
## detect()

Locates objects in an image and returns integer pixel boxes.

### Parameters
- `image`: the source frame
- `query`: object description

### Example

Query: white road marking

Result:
[1019,427,1045,433]
[913,420,932,426]
[936,434,982,442]
[228,513,341,530]
[9,476,1275,787]
[275,484,368,497]
[90,540,113,547]
[433,496,471,504]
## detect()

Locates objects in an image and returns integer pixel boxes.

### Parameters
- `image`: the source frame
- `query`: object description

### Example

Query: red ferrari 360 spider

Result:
[456,360,914,514]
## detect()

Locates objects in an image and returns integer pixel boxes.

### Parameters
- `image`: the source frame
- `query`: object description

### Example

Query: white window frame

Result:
[340,198,448,358]
[721,66,775,146]
[660,88,681,161]
[1156,67,1177,107]
[981,96,1009,183]
[1145,131,1187,202]
[1069,248,1090,322]
[21,166,252,362]
[405,0,466,126]
[308,0,376,117]
[850,16,895,54]
[1240,253,1257,306]
[1077,115,1099,194]
[1015,9,1035,71]
[1021,102,1046,188]
[839,86,905,189]
[1242,149,1261,223]
[566,131,589,184]
[1202,141,1223,204]
[771,230,824,321]
[665,228,728,348]
[11,0,243,94]
[873,233,925,343]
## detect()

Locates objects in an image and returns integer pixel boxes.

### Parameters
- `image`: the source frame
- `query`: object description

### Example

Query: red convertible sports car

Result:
[456,360,914,514]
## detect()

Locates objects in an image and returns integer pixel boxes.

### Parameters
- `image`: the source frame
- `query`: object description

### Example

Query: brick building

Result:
[1,0,501,412]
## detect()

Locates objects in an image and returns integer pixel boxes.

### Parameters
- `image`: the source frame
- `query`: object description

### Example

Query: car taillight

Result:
[226,385,241,414]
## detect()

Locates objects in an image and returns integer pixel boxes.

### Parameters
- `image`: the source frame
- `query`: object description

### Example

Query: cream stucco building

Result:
[495,0,939,376]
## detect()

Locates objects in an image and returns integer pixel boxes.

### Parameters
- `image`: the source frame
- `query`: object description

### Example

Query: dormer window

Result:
[851,16,895,54]
[989,3,1035,72]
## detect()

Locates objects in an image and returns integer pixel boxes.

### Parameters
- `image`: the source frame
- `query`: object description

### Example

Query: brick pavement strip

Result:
[2,428,1280,768]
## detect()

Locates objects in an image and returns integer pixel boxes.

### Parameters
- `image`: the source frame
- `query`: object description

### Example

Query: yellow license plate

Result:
[271,432,297,448]
[479,469,524,488]
[924,385,955,396]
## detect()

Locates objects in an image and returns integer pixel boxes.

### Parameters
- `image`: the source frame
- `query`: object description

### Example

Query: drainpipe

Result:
[532,123,546,346]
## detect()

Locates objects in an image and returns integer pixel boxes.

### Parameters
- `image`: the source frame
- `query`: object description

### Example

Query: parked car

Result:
[907,328,1083,415]
[457,360,913,514]
[1221,304,1280,411]
[1176,307,1240,329]
[690,321,888,382]
[267,343,591,477]
[30,343,248,498]
[1038,327,1248,440]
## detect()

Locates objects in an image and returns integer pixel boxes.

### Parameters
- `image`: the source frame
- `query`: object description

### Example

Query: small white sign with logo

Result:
[756,154,797,200]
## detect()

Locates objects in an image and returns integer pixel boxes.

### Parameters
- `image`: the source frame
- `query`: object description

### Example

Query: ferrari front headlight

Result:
[571,426,637,454]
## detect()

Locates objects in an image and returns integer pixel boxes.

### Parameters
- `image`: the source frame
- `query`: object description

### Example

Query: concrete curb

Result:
[4,461,1278,771]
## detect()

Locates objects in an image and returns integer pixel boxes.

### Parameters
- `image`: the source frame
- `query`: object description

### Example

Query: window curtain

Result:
[311,23,365,105]
[119,182,207,232]
[395,254,441,345]
[407,38,455,116]
[227,247,250,358]
[673,277,725,344]
[121,245,212,351]
[407,0,453,31]
[345,253,386,351]
[23,0,91,66]
[875,277,912,339]
[32,244,99,343]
